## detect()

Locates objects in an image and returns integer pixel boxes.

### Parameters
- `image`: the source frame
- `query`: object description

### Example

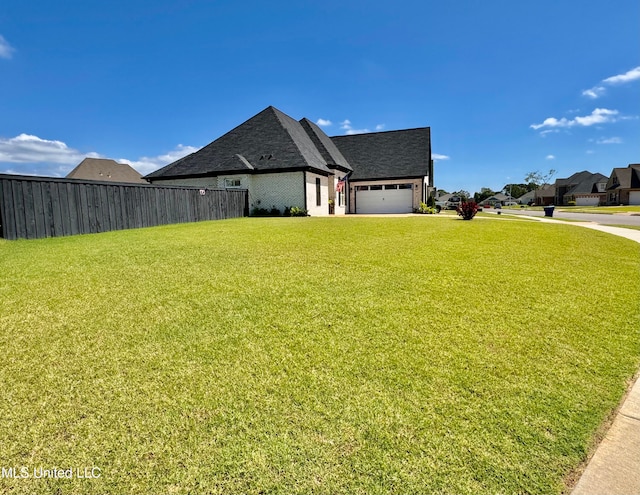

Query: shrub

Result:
[456,201,479,220]
[251,206,282,217]
[289,206,309,217]
[415,202,438,214]
[567,200,576,206]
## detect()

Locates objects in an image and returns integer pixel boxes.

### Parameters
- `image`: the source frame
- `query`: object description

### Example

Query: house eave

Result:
[146,165,333,182]
[349,174,428,182]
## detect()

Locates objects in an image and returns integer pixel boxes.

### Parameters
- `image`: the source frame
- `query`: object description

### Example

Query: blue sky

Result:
[1,0,638,195]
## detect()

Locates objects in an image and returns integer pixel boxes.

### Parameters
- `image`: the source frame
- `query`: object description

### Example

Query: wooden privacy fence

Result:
[0,174,248,240]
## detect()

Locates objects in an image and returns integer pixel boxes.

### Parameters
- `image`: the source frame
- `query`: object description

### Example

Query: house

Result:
[605,164,640,205]
[144,106,433,215]
[534,184,555,206]
[332,128,433,214]
[67,158,147,184]
[516,190,535,205]
[478,192,517,207]
[554,171,608,206]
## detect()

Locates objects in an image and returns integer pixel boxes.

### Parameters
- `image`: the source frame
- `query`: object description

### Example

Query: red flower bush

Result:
[456,201,479,220]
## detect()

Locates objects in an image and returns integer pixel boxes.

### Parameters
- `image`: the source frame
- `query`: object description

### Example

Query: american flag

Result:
[336,172,351,192]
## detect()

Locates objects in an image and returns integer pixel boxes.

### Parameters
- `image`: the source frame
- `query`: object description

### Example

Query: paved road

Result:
[492,208,640,226]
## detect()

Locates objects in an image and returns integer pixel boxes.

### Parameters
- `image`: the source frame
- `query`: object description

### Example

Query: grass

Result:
[1,216,639,494]
[557,206,640,214]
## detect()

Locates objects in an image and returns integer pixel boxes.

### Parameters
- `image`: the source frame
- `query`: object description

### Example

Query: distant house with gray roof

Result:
[554,171,607,206]
[605,164,640,205]
[145,106,433,215]
[67,158,146,184]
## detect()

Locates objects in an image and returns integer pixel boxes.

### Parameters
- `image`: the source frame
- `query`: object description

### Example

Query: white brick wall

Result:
[250,172,305,215]
[150,171,337,216]
[305,172,330,216]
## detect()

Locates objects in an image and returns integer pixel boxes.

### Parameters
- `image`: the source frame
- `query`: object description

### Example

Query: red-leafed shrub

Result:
[457,201,479,220]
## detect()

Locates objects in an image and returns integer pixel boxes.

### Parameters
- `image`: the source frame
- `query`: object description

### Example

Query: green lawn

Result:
[557,205,640,214]
[1,217,639,494]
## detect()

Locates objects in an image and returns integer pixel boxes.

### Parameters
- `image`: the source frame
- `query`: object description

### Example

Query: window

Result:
[316,178,321,206]
[355,186,369,191]
[398,183,412,189]
[370,185,383,190]
[384,184,398,190]
[224,178,242,188]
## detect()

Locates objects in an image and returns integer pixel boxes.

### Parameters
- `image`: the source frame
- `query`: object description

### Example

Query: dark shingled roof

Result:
[330,128,431,181]
[556,170,608,196]
[67,158,146,183]
[145,106,332,179]
[299,118,352,172]
[608,164,640,190]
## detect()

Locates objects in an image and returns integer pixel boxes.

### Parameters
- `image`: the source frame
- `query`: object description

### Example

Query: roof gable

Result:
[331,128,431,180]
[299,119,352,172]
[566,172,608,195]
[67,158,146,183]
[146,106,332,179]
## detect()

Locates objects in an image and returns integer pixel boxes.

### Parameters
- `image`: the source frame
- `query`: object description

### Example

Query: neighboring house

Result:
[534,184,555,206]
[516,190,535,205]
[478,193,517,207]
[605,163,640,205]
[554,171,608,206]
[67,158,147,184]
[144,106,433,216]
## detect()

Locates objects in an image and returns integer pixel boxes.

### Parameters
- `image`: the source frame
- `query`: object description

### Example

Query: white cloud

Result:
[0,134,100,165]
[0,133,199,176]
[531,108,619,130]
[432,153,450,161]
[582,66,640,99]
[539,129,560,137]
[574,108,619,126]
[345,128,370,135]
[340,119,382,135]
[0,35,15,59]
[546,155,555,160]
[596,136,623,144]
[582,86,606,99]
[119,144,200,175]
[603,66,640,84]
[316,118,332,127]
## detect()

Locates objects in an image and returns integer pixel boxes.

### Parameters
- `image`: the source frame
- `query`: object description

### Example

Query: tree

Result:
[502,183,528,199]
[524,169,557,189]
[474,187,496,203]
[452,190,471,201]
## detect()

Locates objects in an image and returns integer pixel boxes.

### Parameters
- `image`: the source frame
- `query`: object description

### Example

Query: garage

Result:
[355,184,414,214]
[576,196,600,206]
[629,191,640,205]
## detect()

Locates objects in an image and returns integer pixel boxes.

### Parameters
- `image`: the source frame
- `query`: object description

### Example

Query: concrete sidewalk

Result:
[511,214,640,494]
[572,376,640,495]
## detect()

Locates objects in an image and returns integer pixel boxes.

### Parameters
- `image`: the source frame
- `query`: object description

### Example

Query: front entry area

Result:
[355,184,414,214]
